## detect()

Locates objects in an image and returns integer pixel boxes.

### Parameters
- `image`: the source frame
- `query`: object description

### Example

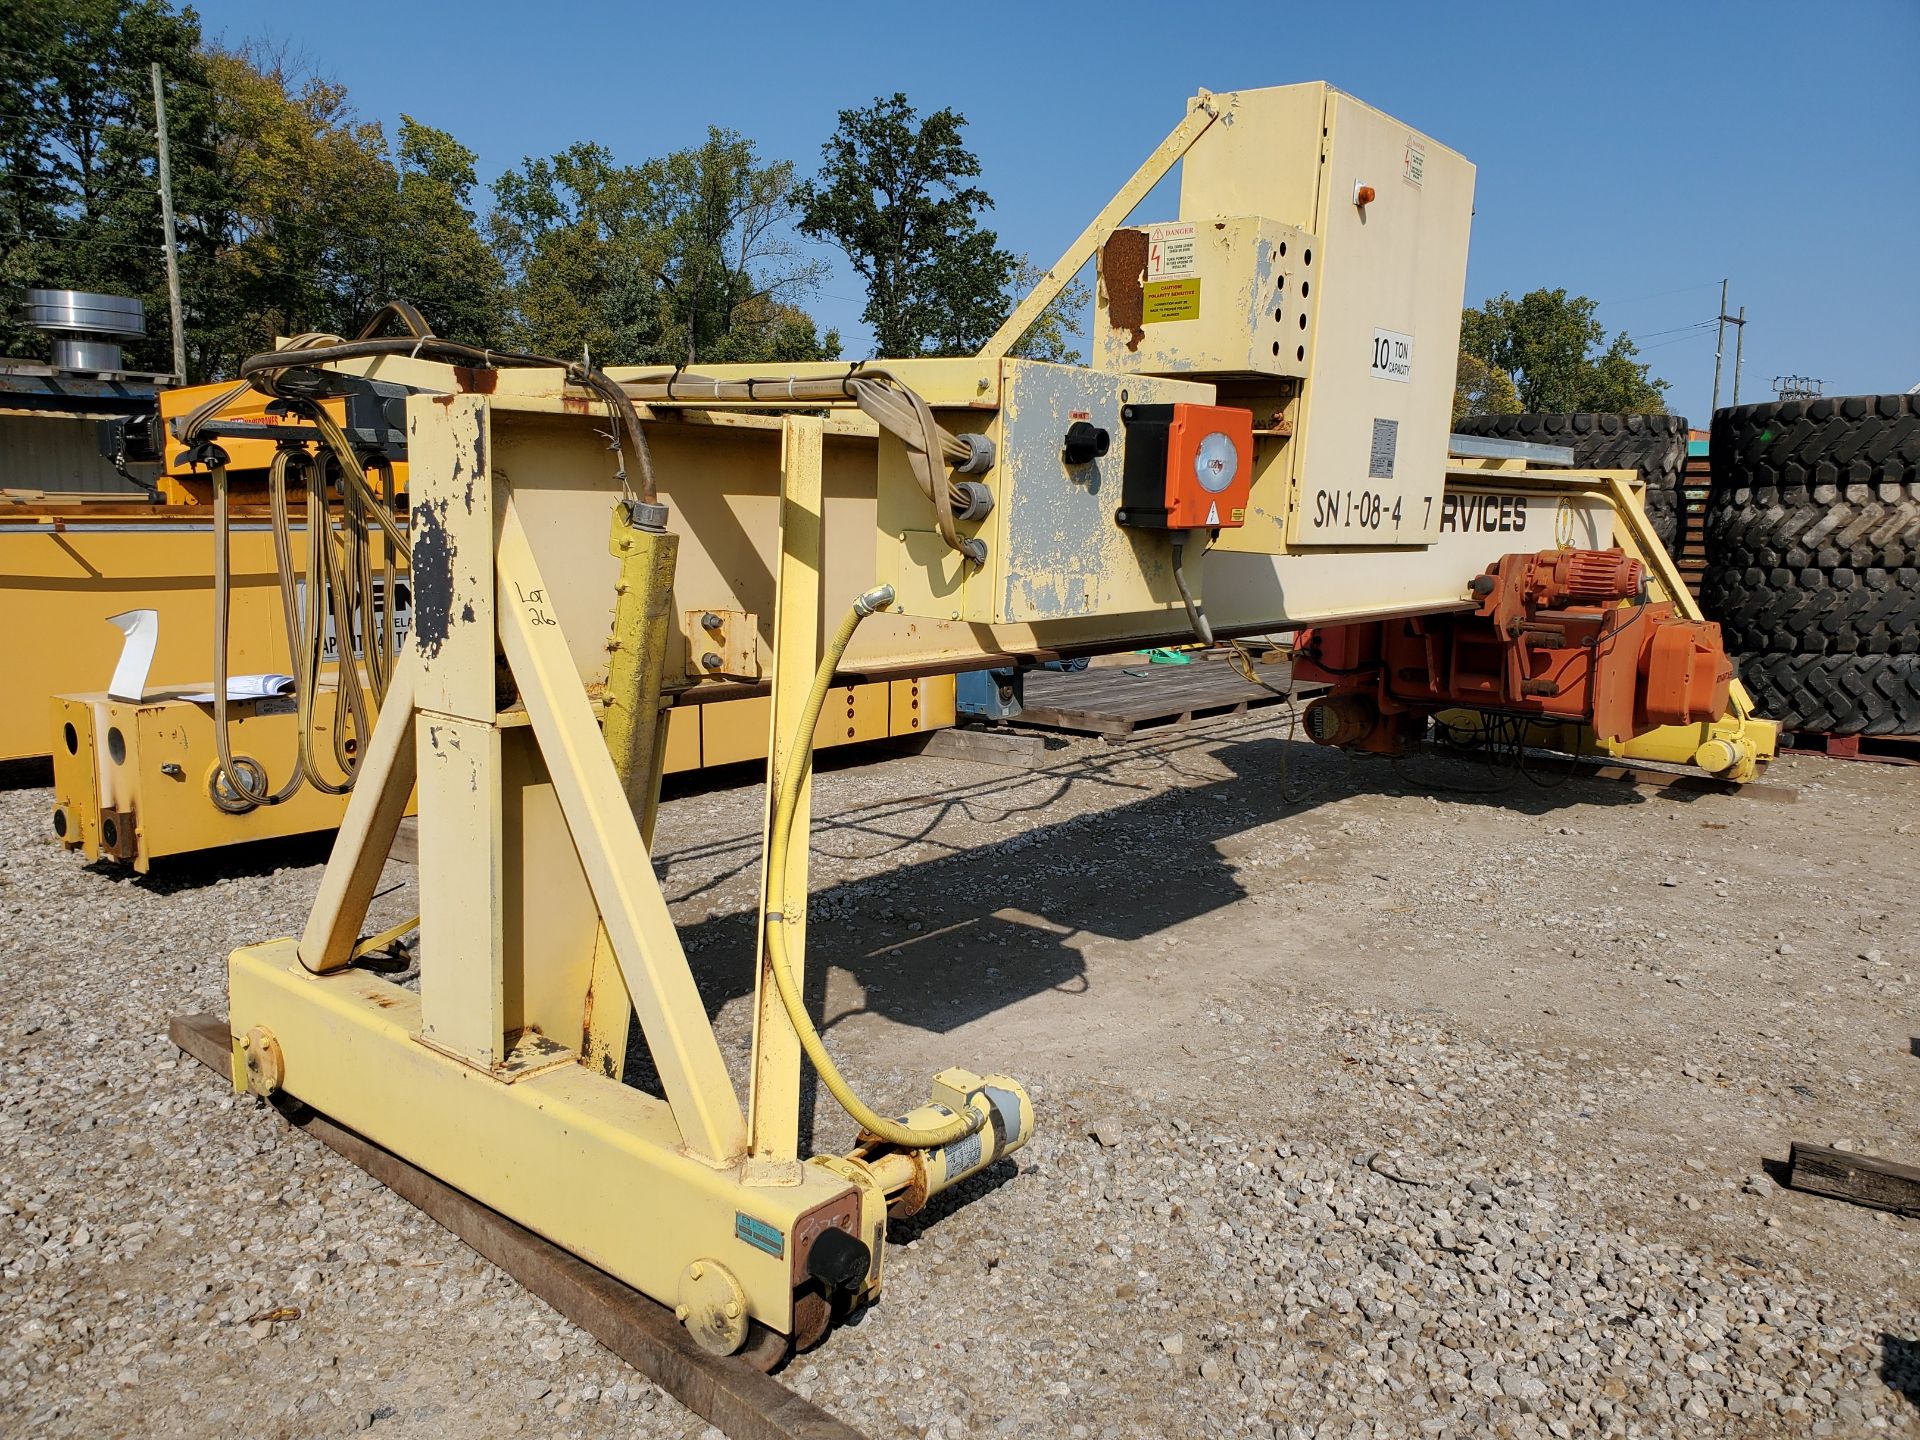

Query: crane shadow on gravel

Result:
[1883,1334,1920,1408]
[667,730,1654,1033]
[630,728,1653,1144]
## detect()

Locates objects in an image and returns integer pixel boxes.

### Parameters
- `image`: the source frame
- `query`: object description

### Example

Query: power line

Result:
[1629,318,1717,342]
[0,112,247,169]
[1636,328,1719,353]
[7,228,164,257]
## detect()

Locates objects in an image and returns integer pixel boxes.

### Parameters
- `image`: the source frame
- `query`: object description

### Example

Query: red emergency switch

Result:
[1115,402,1255,530]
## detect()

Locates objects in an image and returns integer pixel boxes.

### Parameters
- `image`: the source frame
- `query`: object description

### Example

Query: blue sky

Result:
[185,0,1919,422]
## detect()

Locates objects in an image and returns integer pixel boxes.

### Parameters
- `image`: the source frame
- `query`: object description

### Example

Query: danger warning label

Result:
[1146,222,1198,279]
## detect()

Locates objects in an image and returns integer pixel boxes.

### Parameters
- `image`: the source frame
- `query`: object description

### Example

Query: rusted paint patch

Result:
[410,496,456,659]
[452,365,497,394]
[561,394,593,415]
[1101,229,1149,353]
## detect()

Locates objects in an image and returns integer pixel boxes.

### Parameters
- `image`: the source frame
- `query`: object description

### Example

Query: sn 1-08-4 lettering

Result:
[1313,488,1405,531]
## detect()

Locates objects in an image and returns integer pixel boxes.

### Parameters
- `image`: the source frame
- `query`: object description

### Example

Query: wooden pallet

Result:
[168,1014,865,1440]
[1674,451,1710,600]
[1013,654,1317,740]
[1780,730,1920,766]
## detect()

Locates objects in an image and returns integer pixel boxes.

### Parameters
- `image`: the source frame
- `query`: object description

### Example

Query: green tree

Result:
[1452,350,1521,425]
[490,142,637,362]
[1005,255,1091,365]
[1459,288,1667,414]
[633,128,833,365]
[491,130,836,366]
[794,94,1014,358]
[0,8,507,381]
[331,116,506,347]
[196,46,387,367]
[0,0,216,370]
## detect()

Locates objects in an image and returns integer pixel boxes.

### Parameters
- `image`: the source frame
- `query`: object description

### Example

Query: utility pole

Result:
[150,63,186,385]
[1731,305,1746,406]
[1710,278,1745,414]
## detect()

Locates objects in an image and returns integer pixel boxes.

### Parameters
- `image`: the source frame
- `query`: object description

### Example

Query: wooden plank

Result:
[1575,763,1799,804]
[888,726,1052,770]
[1786,1141,1920,1217]
[168,1013,867,1440]
[1014,656,1312,738]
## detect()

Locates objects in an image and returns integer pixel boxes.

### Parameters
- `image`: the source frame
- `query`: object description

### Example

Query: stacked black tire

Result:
[1453,412,1689,551]
[1701,393,1920,735]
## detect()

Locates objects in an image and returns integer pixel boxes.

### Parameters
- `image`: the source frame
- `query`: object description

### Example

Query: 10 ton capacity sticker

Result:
[1370,327,1414,383]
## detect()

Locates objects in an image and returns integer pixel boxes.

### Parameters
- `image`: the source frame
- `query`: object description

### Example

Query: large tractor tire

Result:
[1702,564,1920,657]
[1736,653,1920,737]
[1453,412,1688,551]
[1702,394,1920,735]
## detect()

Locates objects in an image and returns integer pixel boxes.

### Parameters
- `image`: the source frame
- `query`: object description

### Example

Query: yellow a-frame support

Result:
[225,399,967,1356]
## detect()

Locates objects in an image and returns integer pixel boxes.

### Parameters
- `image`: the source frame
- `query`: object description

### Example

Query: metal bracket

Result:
[685,608,759,681]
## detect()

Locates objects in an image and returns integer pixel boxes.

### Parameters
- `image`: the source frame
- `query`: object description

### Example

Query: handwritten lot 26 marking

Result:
[513,580,560,626]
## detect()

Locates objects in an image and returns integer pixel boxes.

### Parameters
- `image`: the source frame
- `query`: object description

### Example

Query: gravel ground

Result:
[2,708,1916,1439]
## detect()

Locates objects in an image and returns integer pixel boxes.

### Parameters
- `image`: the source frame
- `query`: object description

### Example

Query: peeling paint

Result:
[410,497,456,659]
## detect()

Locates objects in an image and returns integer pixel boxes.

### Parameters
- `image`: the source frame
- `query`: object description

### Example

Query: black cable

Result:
[237,315,659,504]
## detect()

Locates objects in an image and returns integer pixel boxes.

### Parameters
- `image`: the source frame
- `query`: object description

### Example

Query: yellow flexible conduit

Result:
[763,585,983,1151]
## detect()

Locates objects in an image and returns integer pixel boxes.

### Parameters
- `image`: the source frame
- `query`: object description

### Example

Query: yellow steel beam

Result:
[228,943,854,1333]
[747,417,825,1169]
[977,91,1225,361]
[495,489,748,1165]
[416,714,506,1066]
[297,655,419,973]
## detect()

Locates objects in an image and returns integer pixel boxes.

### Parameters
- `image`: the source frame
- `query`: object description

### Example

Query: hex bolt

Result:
[160,762,184,778]
[689,1262,705,1280]
[724,1300,741,1319]
[701,653,724,670]
[700,612,724,631]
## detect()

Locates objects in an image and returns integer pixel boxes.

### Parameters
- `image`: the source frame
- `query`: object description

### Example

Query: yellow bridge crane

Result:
[206,82,1775,1366]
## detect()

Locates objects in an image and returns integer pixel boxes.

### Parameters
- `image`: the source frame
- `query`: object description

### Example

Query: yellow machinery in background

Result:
[205,82,1775,1369]
[15,344,952,871]
[2,380,374,769]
